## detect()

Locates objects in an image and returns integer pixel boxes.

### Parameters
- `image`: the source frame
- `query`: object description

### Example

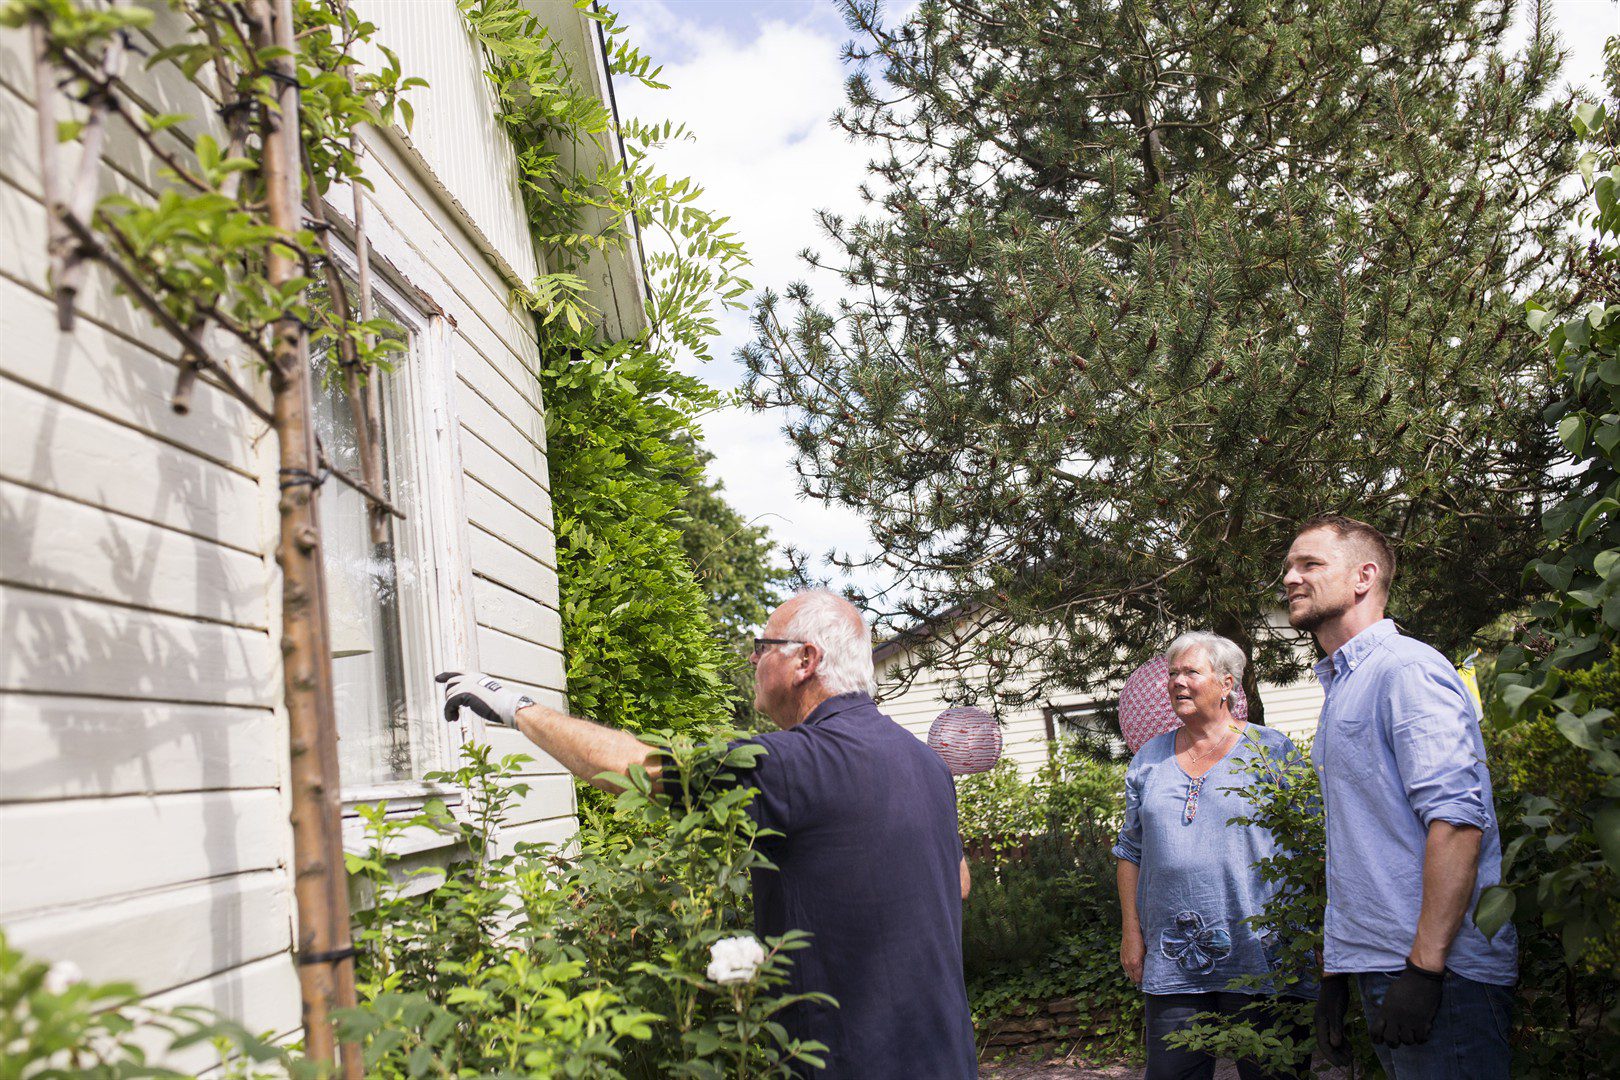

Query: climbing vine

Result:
[458,0,755,742]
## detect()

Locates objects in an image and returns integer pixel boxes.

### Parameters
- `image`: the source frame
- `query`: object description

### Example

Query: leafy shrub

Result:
[459,0,758,755]
[4,738,822,1078]
[1161,732,1337,1076]
[345,737,830,1079]
[0,932,287,1078]
[957,738,1125,855]
[541,332,736,742]
[1483,655,1620,1078]
[957,740,1138,1058]
[1485,63,1620,1075]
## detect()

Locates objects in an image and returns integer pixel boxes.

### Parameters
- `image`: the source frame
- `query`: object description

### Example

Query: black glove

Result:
[435,671,533,727]
[1368,960,1445,1047]
[1315,973,1352,1066]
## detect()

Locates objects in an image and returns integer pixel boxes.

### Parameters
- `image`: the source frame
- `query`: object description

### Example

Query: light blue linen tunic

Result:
[1311,619,1517,985]
[1113,724,1314,997]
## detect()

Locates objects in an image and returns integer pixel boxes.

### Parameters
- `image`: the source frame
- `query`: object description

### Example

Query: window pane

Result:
[309,289,425,789]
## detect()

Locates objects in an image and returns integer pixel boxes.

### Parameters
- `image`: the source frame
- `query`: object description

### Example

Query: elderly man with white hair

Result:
[435,589,978,1079]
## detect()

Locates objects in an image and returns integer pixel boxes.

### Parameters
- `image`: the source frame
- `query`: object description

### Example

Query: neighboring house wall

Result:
[0,2,610,1066]
[875,634,1326,773]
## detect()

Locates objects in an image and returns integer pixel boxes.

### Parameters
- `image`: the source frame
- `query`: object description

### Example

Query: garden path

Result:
[981,1055,1353,1078]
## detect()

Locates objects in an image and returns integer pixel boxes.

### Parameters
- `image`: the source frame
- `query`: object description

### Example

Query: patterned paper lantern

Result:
[927,706,1003,775]
[1117,656,1248,755]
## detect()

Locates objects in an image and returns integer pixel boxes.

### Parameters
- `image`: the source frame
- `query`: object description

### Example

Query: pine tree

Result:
[743,0,1584,716]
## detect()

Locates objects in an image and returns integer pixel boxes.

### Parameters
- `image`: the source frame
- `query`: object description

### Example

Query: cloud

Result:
[614,1,886,595]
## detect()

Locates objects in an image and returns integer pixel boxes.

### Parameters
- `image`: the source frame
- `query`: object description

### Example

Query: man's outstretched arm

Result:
[437,671,659,792]
[515,701,661,793]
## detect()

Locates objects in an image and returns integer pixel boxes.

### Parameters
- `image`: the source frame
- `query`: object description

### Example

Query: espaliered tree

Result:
[7,0,426,1069]
[743,0,1583,715]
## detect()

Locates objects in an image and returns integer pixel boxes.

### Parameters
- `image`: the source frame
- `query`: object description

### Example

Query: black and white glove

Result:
[435,671,534,728]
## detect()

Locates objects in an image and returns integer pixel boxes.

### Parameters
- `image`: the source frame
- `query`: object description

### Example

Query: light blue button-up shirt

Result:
[1311,619,1517,984]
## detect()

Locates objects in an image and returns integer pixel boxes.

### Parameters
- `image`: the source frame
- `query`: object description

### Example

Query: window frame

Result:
[317,240,472,814]
[1042,698,1124,757]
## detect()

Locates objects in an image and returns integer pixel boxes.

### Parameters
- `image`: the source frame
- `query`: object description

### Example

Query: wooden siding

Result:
[349,0,541,287]
[0,0,591,1062]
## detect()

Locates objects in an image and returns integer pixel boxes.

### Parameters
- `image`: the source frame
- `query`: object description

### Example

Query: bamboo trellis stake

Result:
[254,2,364,1074]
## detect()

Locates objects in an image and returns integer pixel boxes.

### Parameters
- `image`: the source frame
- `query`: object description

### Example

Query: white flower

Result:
[707,935,766,985]
[43,960,83,995]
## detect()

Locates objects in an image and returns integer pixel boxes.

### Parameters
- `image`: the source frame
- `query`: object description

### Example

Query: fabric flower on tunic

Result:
[1160,911,1232,974]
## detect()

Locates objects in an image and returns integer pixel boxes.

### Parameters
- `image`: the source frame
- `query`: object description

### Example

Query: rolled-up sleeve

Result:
[1386,661,1490,830]
[1111,765,1144,864]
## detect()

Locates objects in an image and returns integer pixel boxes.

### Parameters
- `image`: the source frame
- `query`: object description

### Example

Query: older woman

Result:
[1112,631,1313,1080]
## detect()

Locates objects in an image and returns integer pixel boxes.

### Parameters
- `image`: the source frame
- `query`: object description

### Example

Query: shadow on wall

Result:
[0,54,287,1023]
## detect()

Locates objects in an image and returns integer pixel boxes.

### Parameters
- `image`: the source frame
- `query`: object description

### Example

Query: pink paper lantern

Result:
[927,706,1003,775]
[1116,655,1248,755]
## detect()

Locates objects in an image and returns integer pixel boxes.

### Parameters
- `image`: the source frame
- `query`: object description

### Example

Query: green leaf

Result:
[1556,710,1601,751]
[1594,806,1620,876]
[1579,498,1620,539]
[1535,559,1576,591]
[1567,588,1603,609]
[1574,101,1606,136]
[1559,413,1587,455]
[1474,885,1515,942]
[1596,422,1620,455]
[1603,590,1620,629]
[1578,150,1600,186]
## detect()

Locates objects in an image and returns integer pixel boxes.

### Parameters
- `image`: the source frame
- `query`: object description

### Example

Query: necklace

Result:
[1179,727,1232,766]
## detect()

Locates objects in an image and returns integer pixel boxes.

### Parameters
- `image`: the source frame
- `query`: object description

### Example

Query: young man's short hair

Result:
[1296,514,1396,596]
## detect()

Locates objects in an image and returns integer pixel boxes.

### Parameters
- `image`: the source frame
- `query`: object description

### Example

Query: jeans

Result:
[1355,970,1513,1080]
[1143,992,1311,1080]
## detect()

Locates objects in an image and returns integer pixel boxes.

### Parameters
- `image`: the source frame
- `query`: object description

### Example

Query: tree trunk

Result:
[1214,609,1266,727]
[258,2,361,1074]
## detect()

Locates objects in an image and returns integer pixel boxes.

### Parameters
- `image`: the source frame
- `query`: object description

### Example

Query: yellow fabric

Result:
[1458,658,1484,721]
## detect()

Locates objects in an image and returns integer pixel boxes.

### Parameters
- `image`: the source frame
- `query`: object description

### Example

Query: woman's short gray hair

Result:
[1165,631,1247,687]
[782,589,877,696]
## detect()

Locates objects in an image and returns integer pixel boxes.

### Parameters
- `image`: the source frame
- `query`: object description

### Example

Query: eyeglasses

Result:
[751,637,807,659]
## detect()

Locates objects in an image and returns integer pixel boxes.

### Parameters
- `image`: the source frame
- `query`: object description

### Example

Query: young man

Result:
[1283,515,1516,1079]
[435,589,977,1079]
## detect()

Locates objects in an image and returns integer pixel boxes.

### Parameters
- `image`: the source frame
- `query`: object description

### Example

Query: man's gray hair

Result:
[782,589,876,696]
[1165,631,1247,687]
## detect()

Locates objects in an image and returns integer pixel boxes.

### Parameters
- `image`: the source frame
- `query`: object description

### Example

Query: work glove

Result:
[1368,960,1445,1047]
[436,671,533,728]
[1315,972,1352,1066]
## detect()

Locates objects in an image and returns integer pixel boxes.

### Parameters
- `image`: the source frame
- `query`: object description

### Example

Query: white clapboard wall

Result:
[0,1,620,1066]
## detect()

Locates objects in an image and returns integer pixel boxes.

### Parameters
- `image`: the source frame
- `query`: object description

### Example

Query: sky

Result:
[611,0,1619,603]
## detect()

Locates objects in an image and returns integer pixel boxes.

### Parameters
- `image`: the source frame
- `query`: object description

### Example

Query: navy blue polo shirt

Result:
[732,691,976,1078]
